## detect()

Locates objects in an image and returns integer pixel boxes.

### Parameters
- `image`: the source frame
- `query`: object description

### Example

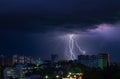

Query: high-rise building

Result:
[98,53,110,69]
[26,56,32,64]
[77,55,98,68]
[13,55,32,65]
[13,55,18,65]
[51,54,58,62]
[0,55,5,66]
[19,56,25,64]
[5,57,13,66]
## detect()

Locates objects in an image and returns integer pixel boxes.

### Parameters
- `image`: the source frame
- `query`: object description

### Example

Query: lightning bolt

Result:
[75,41,86,55]
[65,34,86,60]
[69,34,76,60]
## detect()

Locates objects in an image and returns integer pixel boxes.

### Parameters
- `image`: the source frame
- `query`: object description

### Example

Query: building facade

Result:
[77,55,98,68]
[98,53,110,69]
[13,55,32,65]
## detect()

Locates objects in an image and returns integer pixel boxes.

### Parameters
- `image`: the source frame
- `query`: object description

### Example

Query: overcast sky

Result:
[0,0,120,62]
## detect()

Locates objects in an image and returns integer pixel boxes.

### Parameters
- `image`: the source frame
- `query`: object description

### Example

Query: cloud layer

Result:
[0,0,120,33]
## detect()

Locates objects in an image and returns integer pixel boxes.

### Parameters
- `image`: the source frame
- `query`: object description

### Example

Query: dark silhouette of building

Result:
[77,55,98,68]
[98,53,110,69]
[0,55,12,67]
[51,54,58,62]
[0,55,5,66]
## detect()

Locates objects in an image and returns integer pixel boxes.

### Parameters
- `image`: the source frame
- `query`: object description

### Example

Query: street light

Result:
[69,72,71,75]
[45,75,48,79]
[74,75,76,78]
[56,75,59,78]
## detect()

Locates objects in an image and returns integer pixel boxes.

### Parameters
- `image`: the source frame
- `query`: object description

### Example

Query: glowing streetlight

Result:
[56,75,59,78]
[45,75,48,79]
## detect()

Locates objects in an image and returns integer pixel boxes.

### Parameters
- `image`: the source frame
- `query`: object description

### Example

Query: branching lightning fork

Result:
[65,34,86,60]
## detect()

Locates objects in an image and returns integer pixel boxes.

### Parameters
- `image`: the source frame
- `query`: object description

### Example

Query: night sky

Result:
[0,0,120,62]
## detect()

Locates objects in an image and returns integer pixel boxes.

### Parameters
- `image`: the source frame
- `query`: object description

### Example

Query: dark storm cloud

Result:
[0,0,120,32]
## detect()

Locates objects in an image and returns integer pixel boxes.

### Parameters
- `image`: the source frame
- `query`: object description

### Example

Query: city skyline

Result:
[0,0,120,62]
